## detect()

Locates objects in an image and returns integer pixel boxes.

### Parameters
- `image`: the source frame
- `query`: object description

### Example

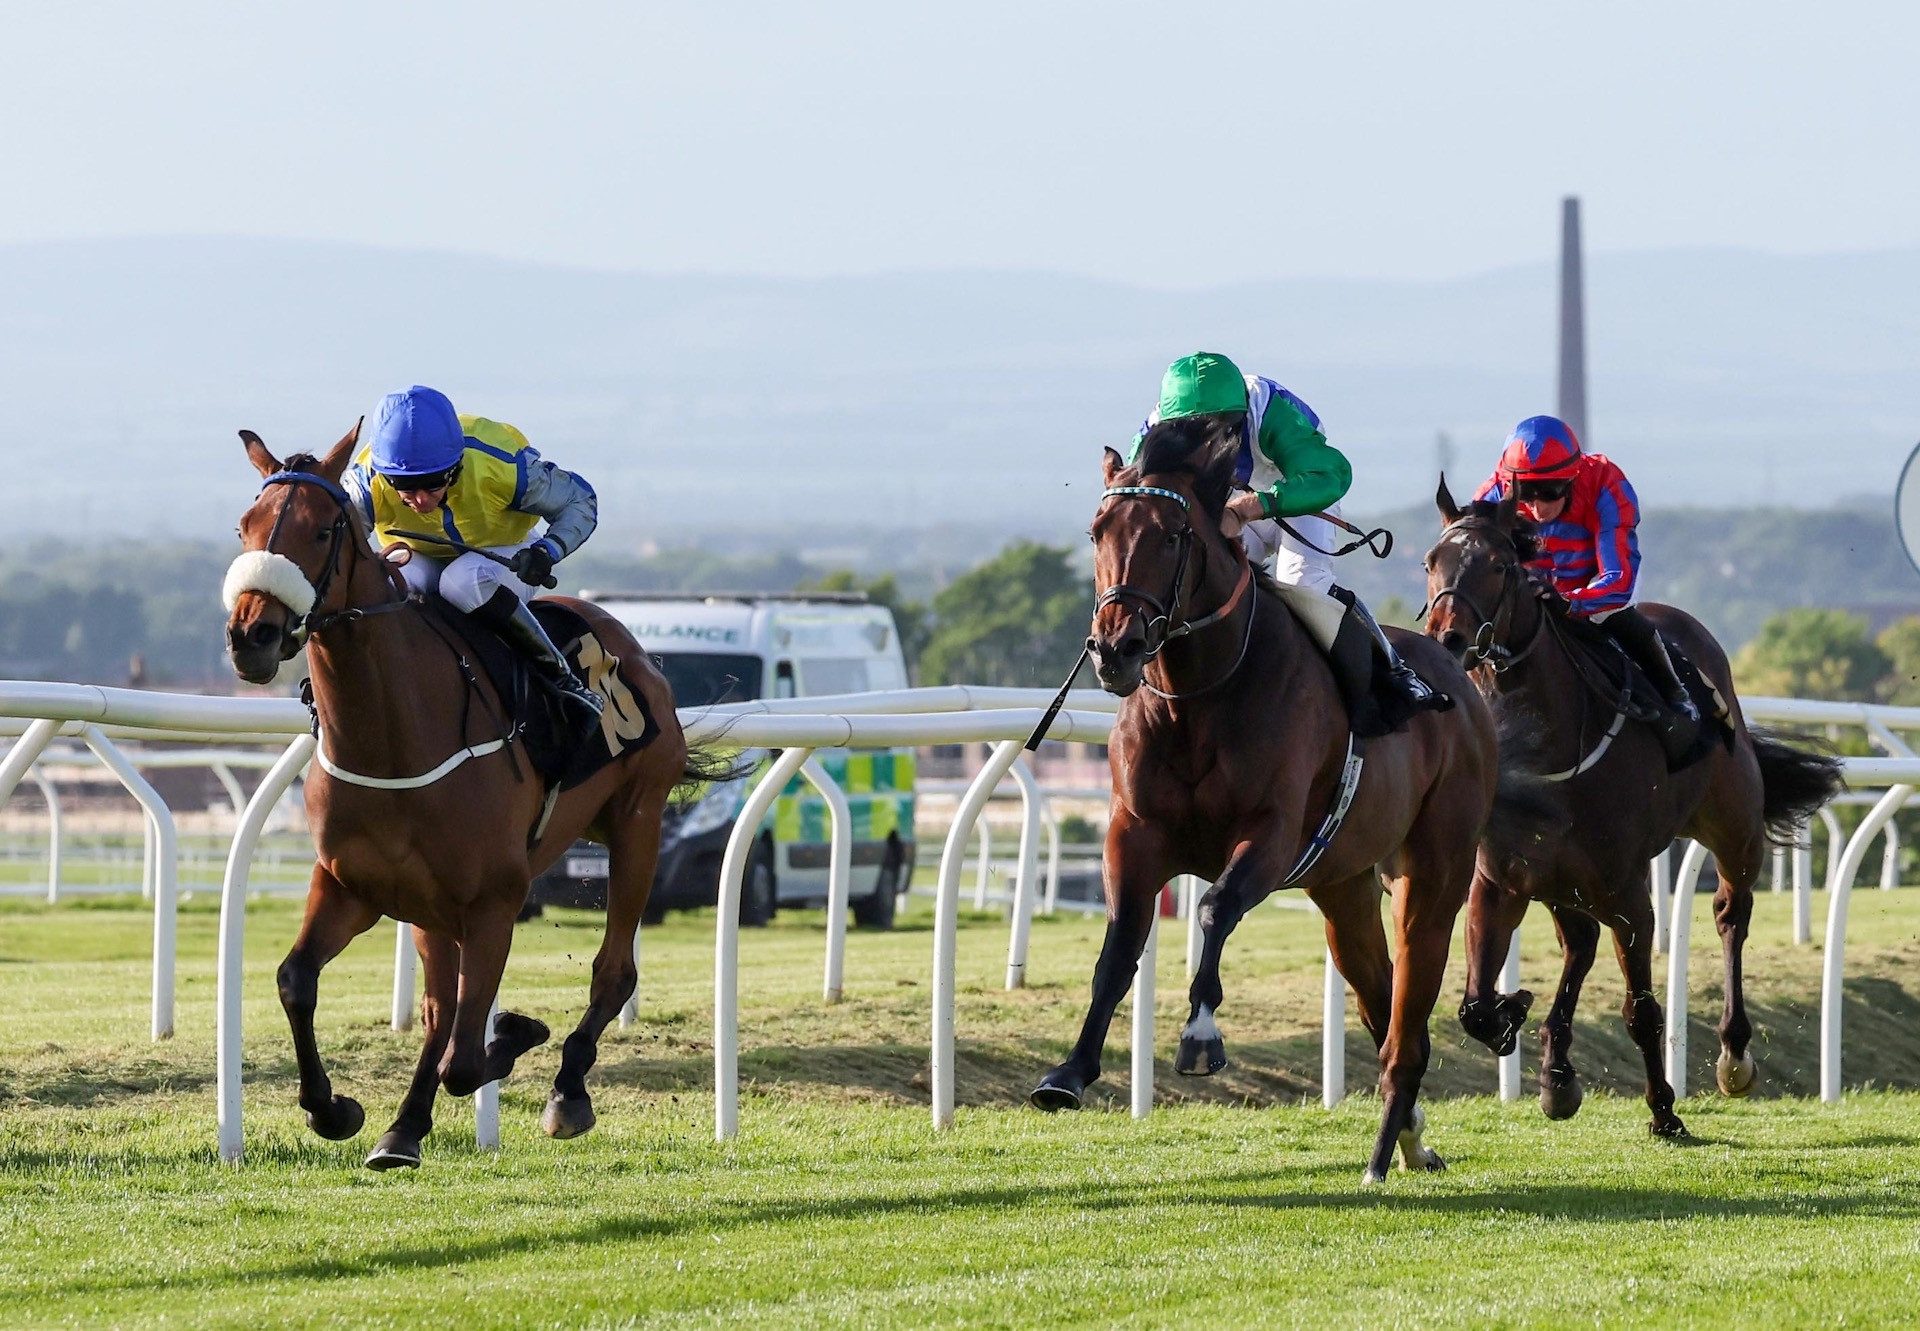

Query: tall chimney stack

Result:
[1557,196,1589,444]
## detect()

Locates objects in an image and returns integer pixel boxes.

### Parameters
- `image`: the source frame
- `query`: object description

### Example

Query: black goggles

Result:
[1513,479,1572,502]
[386,465,459,494]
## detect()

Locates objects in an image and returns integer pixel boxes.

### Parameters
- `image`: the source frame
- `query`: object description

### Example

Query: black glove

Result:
[509,543,557,587]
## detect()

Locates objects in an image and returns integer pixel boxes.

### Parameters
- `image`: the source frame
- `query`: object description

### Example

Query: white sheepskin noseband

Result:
[223,550,318,617]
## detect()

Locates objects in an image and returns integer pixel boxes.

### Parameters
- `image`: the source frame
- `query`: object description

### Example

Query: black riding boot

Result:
[1602,608,1700,721]
[1346,593,1446,710]
[1601,607,1701,768]
[476,587,603,729]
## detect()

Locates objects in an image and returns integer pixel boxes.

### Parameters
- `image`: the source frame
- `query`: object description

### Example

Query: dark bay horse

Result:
[1425,481,1842,1135]
[1030,424,1541,1183]
[224,422,699,1169]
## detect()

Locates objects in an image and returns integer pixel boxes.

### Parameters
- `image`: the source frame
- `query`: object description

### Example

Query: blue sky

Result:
[4,1,1916,285]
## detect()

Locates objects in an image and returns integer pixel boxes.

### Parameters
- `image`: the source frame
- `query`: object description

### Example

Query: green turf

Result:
[3,892,1919,1327]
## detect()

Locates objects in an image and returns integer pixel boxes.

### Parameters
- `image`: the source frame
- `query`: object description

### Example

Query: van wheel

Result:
[853,847,901,930]
[740,842,777,928]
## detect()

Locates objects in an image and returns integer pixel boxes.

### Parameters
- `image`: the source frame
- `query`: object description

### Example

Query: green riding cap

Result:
[1157,352,1251,420]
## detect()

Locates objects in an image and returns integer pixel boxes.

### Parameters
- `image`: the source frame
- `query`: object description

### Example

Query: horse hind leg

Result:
[366,928,459,1170]
[545,788,666,1139]
[279,868,380,1141]
[1710,842,1762,1098]
[1539,904,1601,1121]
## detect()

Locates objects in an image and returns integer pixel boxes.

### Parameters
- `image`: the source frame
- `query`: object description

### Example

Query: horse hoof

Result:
[1649,1114,1689,1140]
[541,1093,597,1140]
[306,1094,365,1141]
[1029,1067,1086,1113]
[1401,1148,1446,1174]
[364,1131,421,1171]
[1716,1050,1758,1098]
[1540,1073,1585,1121]
[1360,1167,1387,1186]
[493,1011,552,1058]
[1459,991,1533,1057]
[1174,1036,1228,1077]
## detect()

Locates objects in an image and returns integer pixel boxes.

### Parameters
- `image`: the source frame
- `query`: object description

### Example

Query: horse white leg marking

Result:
[1182,1005,1219,1042]
[1396,1103,1442,1171]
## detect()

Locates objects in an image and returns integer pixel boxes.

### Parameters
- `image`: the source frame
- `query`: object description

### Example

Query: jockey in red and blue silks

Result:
[1475,414,1698,724]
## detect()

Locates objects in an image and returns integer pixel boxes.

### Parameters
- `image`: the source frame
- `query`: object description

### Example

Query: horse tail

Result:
[1482,696,1567,860]
[675,710,758,799]
[1749,727,1845,846]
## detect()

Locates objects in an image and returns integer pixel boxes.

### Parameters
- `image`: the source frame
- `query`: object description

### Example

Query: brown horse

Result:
[1030,423,1542,1183]
[1424,481,1842,1135]
[224,422,699,1169]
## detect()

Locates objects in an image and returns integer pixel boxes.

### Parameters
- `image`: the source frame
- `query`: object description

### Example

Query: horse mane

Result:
[1456,499,1541,563]
[1131,413,1243,518]
[282,452,321,472]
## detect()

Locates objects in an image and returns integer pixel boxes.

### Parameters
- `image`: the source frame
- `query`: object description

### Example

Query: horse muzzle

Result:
[227,611,297,685]
[1090,626,1148,697]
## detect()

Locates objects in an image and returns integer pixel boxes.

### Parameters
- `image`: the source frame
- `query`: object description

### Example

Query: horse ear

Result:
[316,418,363,481]
[239,430,282,478]
[1436,474,1461,524]
[1101,446,1125,486]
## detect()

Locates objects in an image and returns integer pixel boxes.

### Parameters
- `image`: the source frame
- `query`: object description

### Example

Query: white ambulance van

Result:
[526,592,916,928]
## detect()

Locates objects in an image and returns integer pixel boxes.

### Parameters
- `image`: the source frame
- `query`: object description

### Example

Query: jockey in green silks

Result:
[1131,352,1441,731]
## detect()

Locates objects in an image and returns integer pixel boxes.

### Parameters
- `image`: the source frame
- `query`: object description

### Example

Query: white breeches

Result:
[400,540,538,612]
[1240,500,1341,595]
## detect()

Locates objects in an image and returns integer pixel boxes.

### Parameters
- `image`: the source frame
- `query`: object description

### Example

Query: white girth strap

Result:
[314,735,508,790]
[1538,708,1627,783]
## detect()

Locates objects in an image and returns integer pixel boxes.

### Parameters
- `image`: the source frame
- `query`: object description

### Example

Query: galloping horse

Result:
[1030,423,1542,1183]
[224,422,700,1169]
[1425,482,1842,1135]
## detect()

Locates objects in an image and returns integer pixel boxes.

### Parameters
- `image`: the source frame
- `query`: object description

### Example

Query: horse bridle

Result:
[1426,518,1543,673]
[1095,485,1253,661]
[257,469,401,643]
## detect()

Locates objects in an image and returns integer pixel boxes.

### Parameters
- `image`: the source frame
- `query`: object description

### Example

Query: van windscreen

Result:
[649,652,762,706]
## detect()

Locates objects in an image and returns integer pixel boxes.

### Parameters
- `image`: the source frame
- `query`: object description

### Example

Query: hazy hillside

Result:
[0,237,1915,553]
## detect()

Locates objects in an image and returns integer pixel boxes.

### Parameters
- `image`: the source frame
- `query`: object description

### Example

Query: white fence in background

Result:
[2,682,1917,1161]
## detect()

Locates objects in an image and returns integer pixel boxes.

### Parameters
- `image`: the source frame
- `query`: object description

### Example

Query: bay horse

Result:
[1030,424,1544,1184]
[224,421,702,1169]
[1424,481,1842,1135]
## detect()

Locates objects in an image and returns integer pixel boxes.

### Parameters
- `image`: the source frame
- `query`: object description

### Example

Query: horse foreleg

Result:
[439,898,550,1099]
[278,868,380,1141]
[1364,861,1468,1185]
[1611,912,1686,1137]
[1306,870,1392,1049]
[546,799,665,1139]
[365,927,459,1170]
[1456,867,1532,1057]
[1538,904,1601,1121]
[1030,813,1167,1111]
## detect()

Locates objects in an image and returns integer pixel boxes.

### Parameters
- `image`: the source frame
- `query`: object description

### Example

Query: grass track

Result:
[3,893,1920,1326]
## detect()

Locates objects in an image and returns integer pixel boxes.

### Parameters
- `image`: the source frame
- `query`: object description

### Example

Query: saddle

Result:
[1556,615,1732,769]
[434,599,660,792]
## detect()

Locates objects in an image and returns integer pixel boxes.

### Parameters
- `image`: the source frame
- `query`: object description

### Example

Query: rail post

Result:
[1004,755,1043,989]
[801,756,853,1003]
[1664,840,1712,1097]
[1131,912,1157,1119]
[84,727,179,1040]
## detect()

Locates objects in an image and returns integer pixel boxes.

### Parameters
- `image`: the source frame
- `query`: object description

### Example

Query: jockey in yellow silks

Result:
[344,384,602,722]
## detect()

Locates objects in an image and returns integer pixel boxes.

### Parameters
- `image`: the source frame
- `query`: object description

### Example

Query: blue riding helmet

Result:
[370,385,465,480]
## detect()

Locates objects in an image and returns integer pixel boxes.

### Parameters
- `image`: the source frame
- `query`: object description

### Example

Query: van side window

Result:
[774,661,796,700]
[799,657,869,695]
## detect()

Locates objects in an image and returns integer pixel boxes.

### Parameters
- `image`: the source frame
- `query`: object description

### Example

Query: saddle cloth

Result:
[437,599,660,790]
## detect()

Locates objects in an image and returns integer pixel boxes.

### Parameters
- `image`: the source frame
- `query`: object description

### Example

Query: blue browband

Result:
[1101,485,1189,509]
[261,469,353,509]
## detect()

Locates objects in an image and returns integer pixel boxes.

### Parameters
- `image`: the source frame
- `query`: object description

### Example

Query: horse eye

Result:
[1165,532,1178,547]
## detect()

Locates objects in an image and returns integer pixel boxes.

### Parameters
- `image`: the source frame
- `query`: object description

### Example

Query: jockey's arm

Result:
[516,451,599,561]
[1254,396,1352,519]
[342,463,379,544]
[1562,465,1641,617]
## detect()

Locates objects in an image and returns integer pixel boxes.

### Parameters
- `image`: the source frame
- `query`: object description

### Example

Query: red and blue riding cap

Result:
[1497,414,1583,482]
